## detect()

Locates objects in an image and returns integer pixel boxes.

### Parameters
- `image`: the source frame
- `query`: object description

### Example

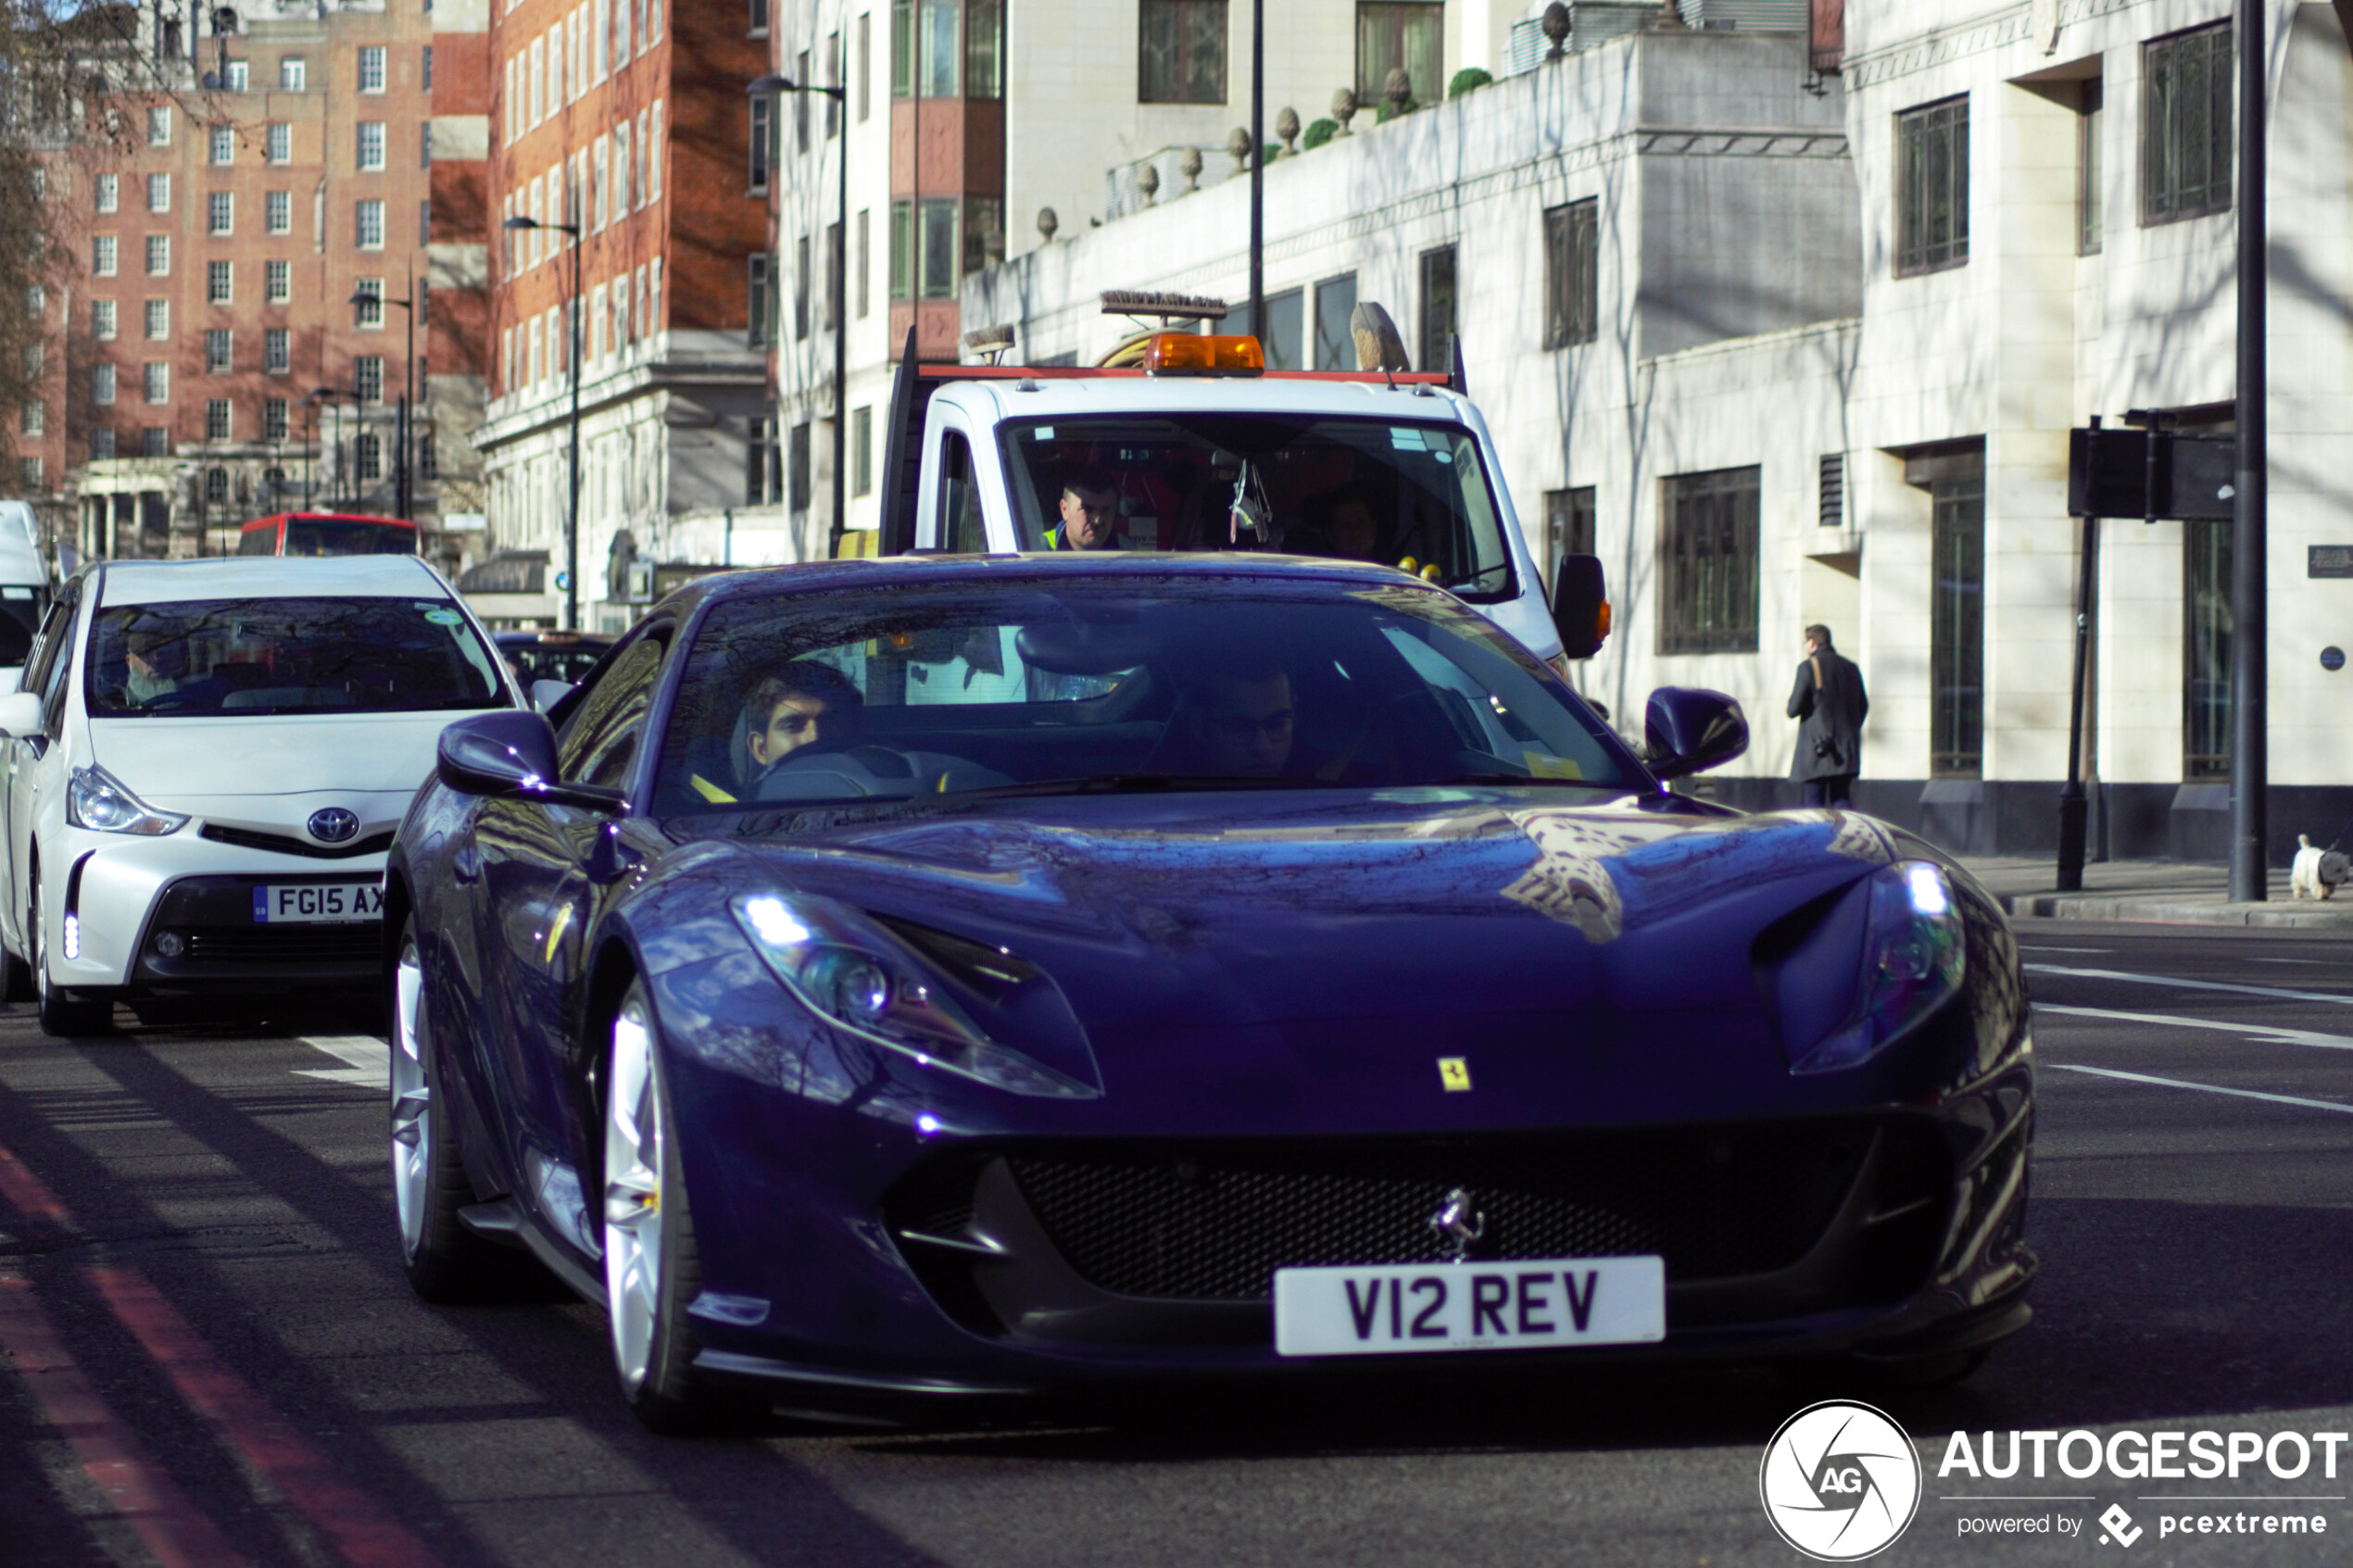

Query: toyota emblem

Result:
[307,808,360,844]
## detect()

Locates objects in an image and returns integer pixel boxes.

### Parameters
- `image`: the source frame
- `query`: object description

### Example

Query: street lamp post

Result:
[749,64,848,558]
[505,215,584,630]
[350,280,419,522]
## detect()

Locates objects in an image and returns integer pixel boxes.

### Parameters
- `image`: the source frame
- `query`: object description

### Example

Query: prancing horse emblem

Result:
[1428,1187,1485,1262]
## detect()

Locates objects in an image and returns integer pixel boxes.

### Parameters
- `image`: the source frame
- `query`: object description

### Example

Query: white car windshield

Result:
[993,415,1520,602]
[86,596,506,717]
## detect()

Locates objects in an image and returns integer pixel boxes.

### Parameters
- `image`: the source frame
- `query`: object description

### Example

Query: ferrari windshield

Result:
[991,415,1518,602]
[86,596,507,717]
[653,574,1633,814]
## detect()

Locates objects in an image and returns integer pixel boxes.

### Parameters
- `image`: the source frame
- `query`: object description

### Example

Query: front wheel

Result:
[31,874,109,1036]
[602,980,745,1434]
[391,918,512,1300]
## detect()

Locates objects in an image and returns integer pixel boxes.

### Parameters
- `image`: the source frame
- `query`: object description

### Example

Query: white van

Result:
[0,502,52,690]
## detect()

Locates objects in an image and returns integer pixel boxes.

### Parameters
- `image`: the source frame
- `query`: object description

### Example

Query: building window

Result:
[824,220,841,329]
[357,431,382,481]
[207,330,232,372]
[19,457,40,490]
[356,199,384,249]
[423,44,434,89]
[206,398,231,439]
[209,124,233,164]
[356,355,384,402]
[824,30,840,135]
[1818,452,1845,528]
[788,420,811,511]
[1311,272,1357,371]
[226,60,246,91]
[266,191,290,233]
[854,207,869,318]
[19,402,40,437]
[920,196,956,298]
[143,427,168,457]
[967,0,1001,98]
[1895,95,1969,275]
[1216,287,1303,370]
[357,120,385,170]
[280,56,305,90]
[265,261,291,304]
[2144,24,2232,224]
[91,428,117,458]
[749,96,772,191]
[1139,0,1224,104]
[208,191,233,234]
[857,11,870,120]
[266,122,290,163]
[892,0,963,97]
[265,327,290,372]
[147,172,170,212]
[95,174,118,212]
[94,235,117,276]
[1542,198,1598,348]
[1417,244,1455,375]
[793,235,810,340]
[422,122,433,167]
[2077,78,2103,255]
[204,465,229,503]
[747,252,773,345]
[746,417,778,504]
[2185,519,2232,780]
[358,44,385,92]
[1917,446,1985,778]
[1357,2,1441,108]
[1539,486,1596,579]
[94,364,117,404]
[144,362,170,404]
[147,106,171,144]
[208,261,233,304]
[749,0,767,36]
[851,404,872,495]
[145,298,170,339]
[146,235,170,275]
[356,280,384,328]
[794,49,809,153]
[93,299,117,339]
[1658,466,1760,655]
[420,199,431,245]
[264,396,288,440]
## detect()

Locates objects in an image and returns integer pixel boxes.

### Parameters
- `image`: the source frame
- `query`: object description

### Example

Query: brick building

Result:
[32,0,446,561]
[464,0,768,631]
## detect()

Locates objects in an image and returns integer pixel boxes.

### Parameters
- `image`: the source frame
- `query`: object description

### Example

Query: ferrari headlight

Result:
[1793,860,1966,1074]
[67,765,188,836]
[733,893,1097,1099]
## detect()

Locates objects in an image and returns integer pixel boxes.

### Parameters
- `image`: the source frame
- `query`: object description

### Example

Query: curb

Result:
[2000,894,2353,929]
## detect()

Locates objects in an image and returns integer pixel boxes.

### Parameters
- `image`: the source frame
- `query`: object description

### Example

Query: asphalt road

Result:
[2,920,2351,1567]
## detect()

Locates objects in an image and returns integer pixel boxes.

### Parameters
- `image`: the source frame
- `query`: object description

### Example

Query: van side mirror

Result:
[1644,687,1749,779]
[1551,554,1611,660]
[0,692,41,739]
[436,711,623,812]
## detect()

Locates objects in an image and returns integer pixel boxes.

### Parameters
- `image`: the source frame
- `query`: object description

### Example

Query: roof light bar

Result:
[1143,333,1265,376]
[1101,290,1229,322]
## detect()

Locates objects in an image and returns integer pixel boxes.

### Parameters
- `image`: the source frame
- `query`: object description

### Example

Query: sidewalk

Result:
[1956,857,2353,930]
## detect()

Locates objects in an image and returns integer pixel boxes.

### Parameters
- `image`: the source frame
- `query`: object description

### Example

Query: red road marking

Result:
[0,1273,248,1567]
[86,1265,443,1568]
[0,1135,72,1224]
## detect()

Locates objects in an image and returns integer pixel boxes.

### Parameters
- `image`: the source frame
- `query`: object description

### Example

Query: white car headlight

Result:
[67,765,189,836]
[732,892,1097,1099]
[1792,860,1968,1074]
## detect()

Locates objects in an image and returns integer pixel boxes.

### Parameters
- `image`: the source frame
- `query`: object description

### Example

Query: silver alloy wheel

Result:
[389,938,431,1260]
[602,993,665,1395]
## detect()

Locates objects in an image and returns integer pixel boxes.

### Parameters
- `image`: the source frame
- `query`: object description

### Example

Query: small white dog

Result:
[2291,834,2351,899]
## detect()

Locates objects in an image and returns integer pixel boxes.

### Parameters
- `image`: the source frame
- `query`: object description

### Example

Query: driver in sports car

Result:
[686,659,867,805]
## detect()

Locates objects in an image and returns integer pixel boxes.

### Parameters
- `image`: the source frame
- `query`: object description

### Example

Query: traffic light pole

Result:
[2229,0,2267,901]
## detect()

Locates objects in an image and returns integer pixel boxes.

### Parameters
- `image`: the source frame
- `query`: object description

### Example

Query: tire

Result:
[1,938,33,1004]
[602,980,746,1435]
[31,873,110,1037]
[390,916,512,1302]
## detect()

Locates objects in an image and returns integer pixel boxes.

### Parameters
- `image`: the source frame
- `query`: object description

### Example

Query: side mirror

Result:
[0,691,44,738]
[1551,553,1611,660]
[436,710,624,812]
[1643,687,1749,780]
[530,678,575,714]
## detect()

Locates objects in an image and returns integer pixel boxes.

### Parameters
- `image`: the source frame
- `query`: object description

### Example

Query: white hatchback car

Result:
[0,556,516,1034]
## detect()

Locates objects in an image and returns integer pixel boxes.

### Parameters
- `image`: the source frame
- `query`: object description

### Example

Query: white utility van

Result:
[0,502,51,689]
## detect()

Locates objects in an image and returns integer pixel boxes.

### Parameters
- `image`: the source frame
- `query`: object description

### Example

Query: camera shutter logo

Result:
[308,807,360,844]
[1758,1400,1921,1561]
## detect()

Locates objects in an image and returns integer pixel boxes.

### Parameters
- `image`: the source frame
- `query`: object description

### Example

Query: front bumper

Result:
[55,827,388,994]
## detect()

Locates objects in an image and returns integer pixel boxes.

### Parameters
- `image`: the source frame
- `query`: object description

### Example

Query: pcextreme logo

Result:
[1760,1400,1924,1561]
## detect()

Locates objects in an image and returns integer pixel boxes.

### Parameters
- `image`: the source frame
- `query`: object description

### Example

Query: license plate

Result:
[1273,1255,1667,1358]
[251,882,384,924]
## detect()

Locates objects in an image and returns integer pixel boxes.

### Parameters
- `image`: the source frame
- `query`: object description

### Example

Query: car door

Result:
[5,580,81,959]
[470,624,670,1259]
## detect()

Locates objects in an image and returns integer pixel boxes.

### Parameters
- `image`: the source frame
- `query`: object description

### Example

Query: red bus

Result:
[237,511,420,557]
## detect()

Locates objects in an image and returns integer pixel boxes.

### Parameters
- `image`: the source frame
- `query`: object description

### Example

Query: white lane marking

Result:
[2050,1063,2353,1117]
[2020,946,2111,954]
[296,1035,388,1088]
[2036,1002,2353,1051]
[2027,963,2353,1006]
[2251,958,2331,966]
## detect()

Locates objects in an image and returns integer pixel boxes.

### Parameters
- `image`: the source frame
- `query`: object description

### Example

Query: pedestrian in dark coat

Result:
[1788,623,1868,809]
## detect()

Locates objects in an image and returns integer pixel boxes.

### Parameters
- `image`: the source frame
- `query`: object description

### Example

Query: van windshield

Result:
[992,415,1519,603]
